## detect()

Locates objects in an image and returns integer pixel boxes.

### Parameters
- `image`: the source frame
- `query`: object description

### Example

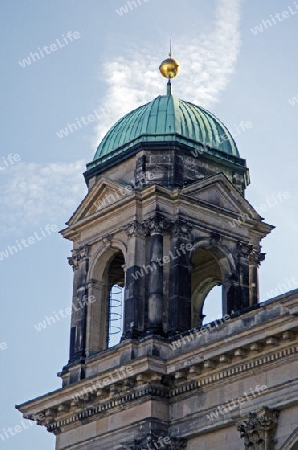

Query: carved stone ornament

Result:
[124,221,148,238]
[130,435,187,450]
[236,407,279,450]
[237,241,253,258]
[144,215,171,234]
[68,245,90,270]
[171,220,192,239]
[248,249,266,266]
[102,234,112,247]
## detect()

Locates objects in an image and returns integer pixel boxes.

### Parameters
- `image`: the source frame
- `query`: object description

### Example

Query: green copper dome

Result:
[87,95,239,170]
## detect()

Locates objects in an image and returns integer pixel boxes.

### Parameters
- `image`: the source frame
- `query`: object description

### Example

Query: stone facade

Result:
[16,128,298,449]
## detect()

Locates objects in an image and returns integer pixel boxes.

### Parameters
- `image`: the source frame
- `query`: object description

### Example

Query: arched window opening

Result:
[108,284,124,348]
[191,247,222,328]
[107,252,125,348]
[202,285,222,325]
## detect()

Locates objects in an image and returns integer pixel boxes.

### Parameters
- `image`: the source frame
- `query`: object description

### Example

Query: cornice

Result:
[16,293,298,435]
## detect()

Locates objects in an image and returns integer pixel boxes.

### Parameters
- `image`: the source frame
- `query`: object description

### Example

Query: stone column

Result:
[236,407,279,450]
[236,241,252,310]
[249,248,265,306]
[67,245,90,365]
[168,221,192,335]
[146,216,167,334]
[123,221,148,339]
[85,279,106,355]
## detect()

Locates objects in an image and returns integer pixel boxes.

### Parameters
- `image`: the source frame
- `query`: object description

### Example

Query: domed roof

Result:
[88,95,239,170]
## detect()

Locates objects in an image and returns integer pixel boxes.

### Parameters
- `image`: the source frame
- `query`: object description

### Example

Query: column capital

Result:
[68,245,90,270]
[144,214,171,234]
[248,248,266,266]
[171,220,192,238]
[124,221,148,238]
[237,241,253,258]
[236,407,279,450]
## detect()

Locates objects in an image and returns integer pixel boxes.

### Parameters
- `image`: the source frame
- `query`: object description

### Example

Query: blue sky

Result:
[1,0,298,448]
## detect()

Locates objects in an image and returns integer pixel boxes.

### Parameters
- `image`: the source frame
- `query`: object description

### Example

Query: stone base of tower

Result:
[17,290,298,450]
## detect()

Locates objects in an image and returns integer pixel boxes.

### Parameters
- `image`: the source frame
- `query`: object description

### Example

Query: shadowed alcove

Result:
[86,248,125,355]
[191,247,223,328]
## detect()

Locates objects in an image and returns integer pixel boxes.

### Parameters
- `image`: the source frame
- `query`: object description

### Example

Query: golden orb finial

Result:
[159,55,180,79]
[159,39,179,95]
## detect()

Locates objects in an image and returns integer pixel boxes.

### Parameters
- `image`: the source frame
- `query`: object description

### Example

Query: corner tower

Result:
[18,57,286,450]
[62,88,271,373]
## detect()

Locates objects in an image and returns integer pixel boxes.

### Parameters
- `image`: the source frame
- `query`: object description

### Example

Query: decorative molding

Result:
[102,234,112,247]
[171,344,297,397]
[237,241,253,258]
[171,220,193,239]
[130,435,187,450]
[68,245,90,270]
[249,249,266,266]
[236,407,279,450]
[124,221,148,238]
[144,215,171,234]
[47,384,171,433]
[28,342,297,435]
[125,218,192,239]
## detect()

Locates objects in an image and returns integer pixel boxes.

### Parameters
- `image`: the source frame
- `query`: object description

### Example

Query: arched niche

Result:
[106,252,125,348]
[191,242,235,327]
[85,245,126,355]
[202,285,222,325]
[191,247,222,328]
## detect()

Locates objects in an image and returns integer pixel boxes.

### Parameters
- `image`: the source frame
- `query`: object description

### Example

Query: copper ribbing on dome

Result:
[87,95,239,171]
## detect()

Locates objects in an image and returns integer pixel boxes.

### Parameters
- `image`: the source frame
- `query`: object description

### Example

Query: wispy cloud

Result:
[0,161,86,235]
[1,0,241,235]
[94,0,241,144]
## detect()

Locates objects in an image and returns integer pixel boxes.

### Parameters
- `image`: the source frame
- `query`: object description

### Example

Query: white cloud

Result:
[94,0,241,145]
[1,0,241,235]
[0,161,86,236]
